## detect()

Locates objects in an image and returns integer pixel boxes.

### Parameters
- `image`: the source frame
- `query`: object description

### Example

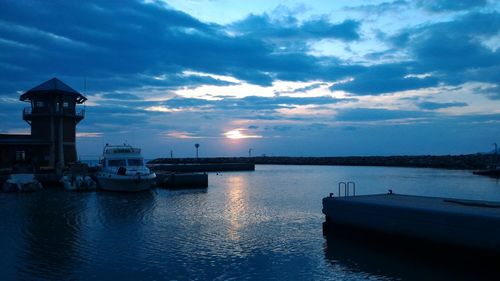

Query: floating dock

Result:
[322,193,500,253]
[149,163,254,173]
[155,172,208,188]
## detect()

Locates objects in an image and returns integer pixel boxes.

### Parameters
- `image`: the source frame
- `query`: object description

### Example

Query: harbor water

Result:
[1,165,499,280]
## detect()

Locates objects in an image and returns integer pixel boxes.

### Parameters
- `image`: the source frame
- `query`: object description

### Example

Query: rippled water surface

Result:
[1,165,500,280]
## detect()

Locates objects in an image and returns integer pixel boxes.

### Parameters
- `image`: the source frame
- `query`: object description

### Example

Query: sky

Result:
[0,0,499,159]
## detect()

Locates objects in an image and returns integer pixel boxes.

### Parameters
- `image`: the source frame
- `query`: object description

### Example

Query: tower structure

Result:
[19,78,86,171]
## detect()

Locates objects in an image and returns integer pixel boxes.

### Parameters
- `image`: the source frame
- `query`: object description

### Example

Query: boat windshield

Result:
[127,158,143,166]
[108,159,126,167]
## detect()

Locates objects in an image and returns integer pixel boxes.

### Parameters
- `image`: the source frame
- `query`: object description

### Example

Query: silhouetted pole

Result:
[195,143,200,160]
[170,150,173,158]
[248,148,253,157]
[494,143,498,155]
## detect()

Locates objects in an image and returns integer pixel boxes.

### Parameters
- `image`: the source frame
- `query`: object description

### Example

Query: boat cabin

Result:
[101,144,145,168]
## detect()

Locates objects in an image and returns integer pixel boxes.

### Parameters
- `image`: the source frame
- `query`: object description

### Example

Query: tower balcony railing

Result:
[76,108,85,118]
[23,106,86,120]
[76,108,85,121]
[23,106,32,116]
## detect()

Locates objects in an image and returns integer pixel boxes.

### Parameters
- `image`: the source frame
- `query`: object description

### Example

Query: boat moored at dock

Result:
[97,144,156,192]
[2,173,43,192]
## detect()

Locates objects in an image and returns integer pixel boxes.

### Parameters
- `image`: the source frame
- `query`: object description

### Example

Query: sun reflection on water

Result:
[225,176,249,242]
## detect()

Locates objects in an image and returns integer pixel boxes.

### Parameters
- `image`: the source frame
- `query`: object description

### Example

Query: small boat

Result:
[60,175,97,191]
[96,144,156,192]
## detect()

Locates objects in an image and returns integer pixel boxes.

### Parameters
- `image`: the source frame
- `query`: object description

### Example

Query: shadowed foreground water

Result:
[1,165,500,280]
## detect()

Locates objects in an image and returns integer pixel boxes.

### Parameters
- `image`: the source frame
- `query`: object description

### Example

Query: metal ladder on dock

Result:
[334,181,356,197]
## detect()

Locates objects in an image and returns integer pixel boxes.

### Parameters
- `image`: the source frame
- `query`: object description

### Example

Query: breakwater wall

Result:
[149,154,499,170]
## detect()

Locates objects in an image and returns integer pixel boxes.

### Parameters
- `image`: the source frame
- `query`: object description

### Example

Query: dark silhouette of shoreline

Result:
[149,154,499,170]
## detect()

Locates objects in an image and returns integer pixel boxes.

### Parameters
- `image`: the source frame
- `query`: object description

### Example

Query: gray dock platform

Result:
[323,193,500,253]
[155,172,208,188]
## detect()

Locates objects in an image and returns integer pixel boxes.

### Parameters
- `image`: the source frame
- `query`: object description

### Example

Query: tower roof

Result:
[20,77,87,103]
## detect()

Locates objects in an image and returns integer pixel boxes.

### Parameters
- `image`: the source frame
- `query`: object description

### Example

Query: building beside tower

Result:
[0,78,86,171]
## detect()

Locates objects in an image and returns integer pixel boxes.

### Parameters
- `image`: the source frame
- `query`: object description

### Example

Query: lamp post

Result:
[494,143,498,155]
[195,143,200,160]
[248,148,253,157]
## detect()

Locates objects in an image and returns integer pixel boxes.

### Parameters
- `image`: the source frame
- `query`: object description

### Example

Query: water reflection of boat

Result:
[96,144,156,192]
[323,224,500,281]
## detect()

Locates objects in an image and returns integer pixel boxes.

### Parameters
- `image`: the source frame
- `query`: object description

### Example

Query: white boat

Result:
[2,173,43,192]
[96,144,156,192]
[60,175,97,191]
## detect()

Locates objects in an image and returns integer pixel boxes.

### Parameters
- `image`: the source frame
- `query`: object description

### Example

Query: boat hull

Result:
[97,173,156,192]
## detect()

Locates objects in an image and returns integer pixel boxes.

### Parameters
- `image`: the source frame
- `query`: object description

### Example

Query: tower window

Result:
[36,101,44,107]
[16,151,25,161]
[63,102,69,108]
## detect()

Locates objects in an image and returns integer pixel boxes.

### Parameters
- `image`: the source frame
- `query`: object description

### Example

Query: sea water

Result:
[1,165,499,280]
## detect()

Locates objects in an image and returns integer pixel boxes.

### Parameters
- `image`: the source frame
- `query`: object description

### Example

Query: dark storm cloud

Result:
[417,101,468,110]
[416,0,487,12]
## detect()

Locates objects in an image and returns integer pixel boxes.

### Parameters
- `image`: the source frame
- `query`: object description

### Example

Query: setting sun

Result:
[224,129,262,139]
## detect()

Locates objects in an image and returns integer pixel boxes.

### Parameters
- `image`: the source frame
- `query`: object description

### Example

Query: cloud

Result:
[163,95,353,112]
[416,0,487,12]
[335,108,433,122]
[230,14,361,42]
[76,132,103,138]
[332,63,439,95]
[417,101,468,110]
[344,1,409,14]
[394,12,500,75]
[101,93,141,100]
[477,85,500,100]
[1,1,500,157]
[164,131,208,139]
[338,11,500,96]
[0,0,369,96]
